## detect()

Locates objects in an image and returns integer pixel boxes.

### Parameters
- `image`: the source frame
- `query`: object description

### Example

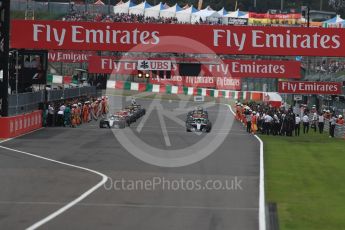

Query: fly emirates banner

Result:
[278,81,342,95]
[10,20,345,56]
[89,56,301,79]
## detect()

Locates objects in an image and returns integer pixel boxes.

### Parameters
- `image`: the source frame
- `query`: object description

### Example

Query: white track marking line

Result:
[228,104,266,230]
[0,201,258,211]
[253,134,266,230]
[162,111,186,127]
[136,100,156,133]
[0,144,108,230]
[157,104,171,146]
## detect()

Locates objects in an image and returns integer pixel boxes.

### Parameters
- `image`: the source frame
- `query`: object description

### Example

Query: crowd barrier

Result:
[0,110,42,138]
[323,119,345,138]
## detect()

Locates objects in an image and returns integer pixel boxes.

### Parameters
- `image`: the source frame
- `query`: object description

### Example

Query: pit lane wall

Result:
[106,80,264,101]
[0,110,42,138]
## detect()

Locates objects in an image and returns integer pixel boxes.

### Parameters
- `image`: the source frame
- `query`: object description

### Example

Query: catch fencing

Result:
[7,86,98,116]
[47,86,97,101]
[8,91,45,116]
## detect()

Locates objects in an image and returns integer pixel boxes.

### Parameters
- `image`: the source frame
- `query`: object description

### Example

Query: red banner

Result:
[215,77,242,90]
[10,20,345,56]
[0,110,42,138]
[88,56,301,79]
[208,59,300,78]
[278,81,342,95]
[149,76,241,90]
[249,12,301,19]
[48,50,96,63]
[268,13,301,19]
[248,13,269,19]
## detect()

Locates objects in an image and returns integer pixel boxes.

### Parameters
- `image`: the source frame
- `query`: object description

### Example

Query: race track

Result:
[0,96,260,230]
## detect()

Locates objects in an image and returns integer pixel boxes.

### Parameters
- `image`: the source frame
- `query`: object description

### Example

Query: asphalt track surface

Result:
[0,96,260,230]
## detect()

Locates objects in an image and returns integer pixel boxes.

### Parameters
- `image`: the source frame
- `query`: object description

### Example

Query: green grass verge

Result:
[11,10,64,20]
[261,131,345,230]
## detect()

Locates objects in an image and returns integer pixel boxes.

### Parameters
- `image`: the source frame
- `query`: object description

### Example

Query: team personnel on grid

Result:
[295,114,301,136]
[302,114,310,134]
[318,112,325,134]
[246,111,252,133]
[329,114,337,138]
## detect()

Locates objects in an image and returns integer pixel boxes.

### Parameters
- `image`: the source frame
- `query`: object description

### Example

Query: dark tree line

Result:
[329,0,345,16]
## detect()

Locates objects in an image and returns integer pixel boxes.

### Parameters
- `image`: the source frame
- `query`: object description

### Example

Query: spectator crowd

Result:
[62,11,219,25]
[235,102,344,138]
[314,61,345,74]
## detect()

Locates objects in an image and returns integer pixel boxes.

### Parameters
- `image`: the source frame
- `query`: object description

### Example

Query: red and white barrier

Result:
[0,110,42,138]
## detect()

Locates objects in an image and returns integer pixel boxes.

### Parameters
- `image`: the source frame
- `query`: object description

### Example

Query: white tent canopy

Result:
[94,0,105,5]
[218,7,228,16]
[129,1,151,15]
[323,15,344,27]
[144,2,165,18]
[323,14,344,24]
[160,3,182,18]
[162,3,170,9]
[191,6,221,23]
[113,0,135,14]
[224,9,248,18]
[175,5,198,23]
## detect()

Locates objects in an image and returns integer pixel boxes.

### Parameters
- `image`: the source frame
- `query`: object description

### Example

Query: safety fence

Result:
[47,86,97,101]
[8,91,45,116]
[7,86,98,116]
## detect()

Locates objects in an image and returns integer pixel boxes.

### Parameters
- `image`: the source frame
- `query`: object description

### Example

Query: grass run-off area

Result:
[260,131,345,230]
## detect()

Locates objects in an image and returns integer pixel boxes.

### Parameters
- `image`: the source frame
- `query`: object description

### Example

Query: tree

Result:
[329,0,345,16]
[329,0,345,9]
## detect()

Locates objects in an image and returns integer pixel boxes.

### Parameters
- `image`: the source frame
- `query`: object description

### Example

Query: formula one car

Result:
[124,104,146,120]
[99,104,146,129]
[99,111,129,129]
[187,106,208,118]
[186,107,212,132]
